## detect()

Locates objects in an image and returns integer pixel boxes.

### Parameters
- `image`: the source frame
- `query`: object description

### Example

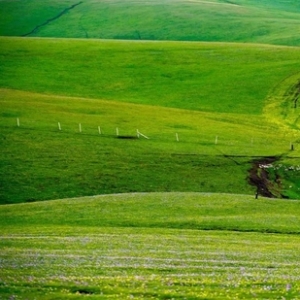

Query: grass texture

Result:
[1,37,300,114]
[1,193,300,299]
[1,0,300,46]
[1,37,300,203]
[1,1,300,299]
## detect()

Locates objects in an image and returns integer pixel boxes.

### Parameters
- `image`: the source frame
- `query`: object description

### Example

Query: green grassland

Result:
[0,88,267,203]
[1,37,300,202]
[1,193,300,299]
[1,1,300,299]
[2,37,300,114]
[1,0,300,46]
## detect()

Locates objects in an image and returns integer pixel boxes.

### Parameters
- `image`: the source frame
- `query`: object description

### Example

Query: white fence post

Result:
[17,118,20,127]
[137,130,149,139]
[58,122,61,131]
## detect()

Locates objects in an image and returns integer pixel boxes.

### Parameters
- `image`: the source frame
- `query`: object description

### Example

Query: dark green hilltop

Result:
[1,0,300,46]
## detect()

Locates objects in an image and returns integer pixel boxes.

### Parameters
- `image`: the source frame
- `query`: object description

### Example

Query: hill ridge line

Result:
[0,88,228,116]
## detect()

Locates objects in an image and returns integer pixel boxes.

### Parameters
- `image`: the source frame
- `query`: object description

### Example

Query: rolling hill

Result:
[1,1,300,204]
[1,37,300,202]
[1,193,300,299]
[1,0,300,46]
[1,1,300,299]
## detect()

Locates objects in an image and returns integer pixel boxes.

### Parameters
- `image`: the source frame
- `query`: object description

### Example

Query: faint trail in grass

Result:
[21,2,83,37]
[212,146,241,166]
[186,0,239,6]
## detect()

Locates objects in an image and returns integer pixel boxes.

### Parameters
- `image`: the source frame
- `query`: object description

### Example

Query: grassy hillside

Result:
[2,193,300,233]
[1,1,300,298]
[1,37,300,114]
[0,88,266,203]
[1,193,300,299]
[1,87,299,203]
[1,0,300,46]
[1,37,300,203]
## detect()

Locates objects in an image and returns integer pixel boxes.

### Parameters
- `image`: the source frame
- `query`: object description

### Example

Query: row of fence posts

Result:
[58,121,152,140]
[15,118,217,143]
[15,118,295,148]
[16,118,153,140]
[15,118,214,143]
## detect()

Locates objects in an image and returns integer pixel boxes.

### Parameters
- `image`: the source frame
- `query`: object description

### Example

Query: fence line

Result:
[6,118,298,151]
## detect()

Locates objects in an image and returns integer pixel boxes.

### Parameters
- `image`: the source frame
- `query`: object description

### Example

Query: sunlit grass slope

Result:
[2,193,300,233]
[1,37,300,114]
[1,193,300,299]
[1,88,300,203]
[1,0,300,46]
[0,89,268,203]
[1,37,300,203]
[265,72,300,132]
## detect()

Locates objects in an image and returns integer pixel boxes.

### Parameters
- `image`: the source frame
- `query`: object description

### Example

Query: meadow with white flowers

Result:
[1,193,300,299]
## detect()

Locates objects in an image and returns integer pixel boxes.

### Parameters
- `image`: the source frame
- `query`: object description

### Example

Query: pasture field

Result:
[2,37,300,114]
[1,193,300,299]
[1,1,300,299]
[1,37,300,202]
[1,0,300,46]
[1,86,300,202]
[0,88,265,203]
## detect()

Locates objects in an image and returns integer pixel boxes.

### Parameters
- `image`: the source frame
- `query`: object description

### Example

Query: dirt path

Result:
[248,156,283,198]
